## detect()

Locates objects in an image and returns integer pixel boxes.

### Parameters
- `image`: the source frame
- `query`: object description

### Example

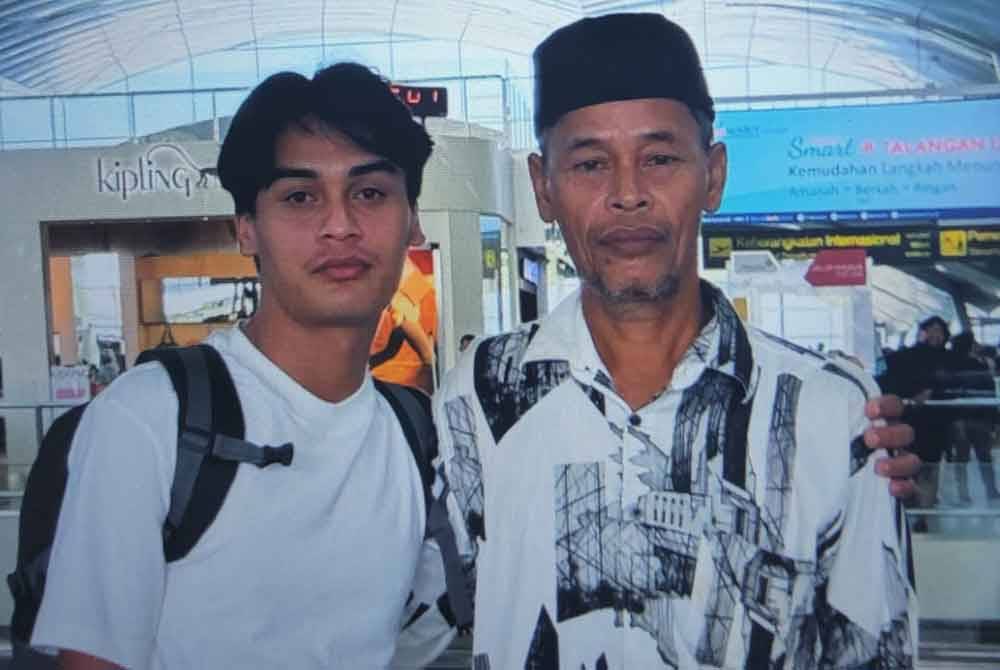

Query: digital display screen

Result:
[708,98,1000,224]
[522,258,542,285]
[390,84,448,118]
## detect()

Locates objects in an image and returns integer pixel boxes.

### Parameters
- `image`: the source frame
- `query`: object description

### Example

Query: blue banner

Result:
[708,98,1000,224]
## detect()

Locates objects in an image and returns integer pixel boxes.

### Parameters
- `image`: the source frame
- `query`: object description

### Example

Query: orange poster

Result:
[369,249,437,393]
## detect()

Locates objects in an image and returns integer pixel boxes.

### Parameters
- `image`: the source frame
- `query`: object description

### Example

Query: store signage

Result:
[707,98,1000,224]
[703,226,936,268]
[938,227,1000,259]
[482,230,500,279]
[95,143,220,201]
[805,249,867,286]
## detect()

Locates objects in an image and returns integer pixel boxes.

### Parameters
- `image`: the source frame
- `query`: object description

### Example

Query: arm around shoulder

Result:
[59,649,124,670]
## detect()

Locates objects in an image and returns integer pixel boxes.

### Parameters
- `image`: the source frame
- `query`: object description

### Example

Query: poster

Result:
[369,249,438,393]
[50,365,91,403]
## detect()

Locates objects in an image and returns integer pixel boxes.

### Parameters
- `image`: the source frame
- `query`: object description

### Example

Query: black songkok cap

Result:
[533,13,715,138]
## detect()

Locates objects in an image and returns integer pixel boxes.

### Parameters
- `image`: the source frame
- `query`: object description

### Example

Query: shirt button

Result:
[629,413,642,427]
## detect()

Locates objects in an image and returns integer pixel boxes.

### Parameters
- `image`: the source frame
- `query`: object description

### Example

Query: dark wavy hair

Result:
[217,62,433,214]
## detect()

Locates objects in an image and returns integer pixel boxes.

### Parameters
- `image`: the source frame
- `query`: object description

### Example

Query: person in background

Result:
[459,333,476,352]
[878,315,954,511]
[90,351,120,396]
[433,13,919,668]
[948,331,1000,504]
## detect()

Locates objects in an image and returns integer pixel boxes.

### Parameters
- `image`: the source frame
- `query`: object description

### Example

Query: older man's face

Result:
[528,98,726,307]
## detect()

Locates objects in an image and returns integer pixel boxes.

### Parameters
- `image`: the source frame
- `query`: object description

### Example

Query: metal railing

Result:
[5,75,989,153]
[0,402,80,507]
[0,73,532,150]
[0,402,82,452]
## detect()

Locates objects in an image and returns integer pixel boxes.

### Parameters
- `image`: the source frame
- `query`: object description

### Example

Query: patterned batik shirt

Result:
[432,281,916,669]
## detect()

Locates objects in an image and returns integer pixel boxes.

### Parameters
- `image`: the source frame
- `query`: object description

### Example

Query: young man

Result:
[32,63,452,669]
[435,14,918,668]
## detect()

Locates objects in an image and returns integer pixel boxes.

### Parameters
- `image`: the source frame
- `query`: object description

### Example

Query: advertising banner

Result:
[369,249,438,393]
[707,98,1000,224]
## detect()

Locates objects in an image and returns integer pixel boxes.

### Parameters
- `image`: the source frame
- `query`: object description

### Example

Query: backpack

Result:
[8,343,472,665]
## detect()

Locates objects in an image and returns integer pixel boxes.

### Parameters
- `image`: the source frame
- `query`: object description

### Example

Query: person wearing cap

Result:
[433,13,918,668]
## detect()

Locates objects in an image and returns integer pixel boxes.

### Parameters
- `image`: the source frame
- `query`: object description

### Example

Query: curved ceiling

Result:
[0,0,997,97]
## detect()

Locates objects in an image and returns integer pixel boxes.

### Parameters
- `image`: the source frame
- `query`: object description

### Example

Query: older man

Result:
[435,14,917,669]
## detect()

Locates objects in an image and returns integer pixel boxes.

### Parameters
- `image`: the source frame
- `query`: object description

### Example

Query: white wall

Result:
[418,210,483,372]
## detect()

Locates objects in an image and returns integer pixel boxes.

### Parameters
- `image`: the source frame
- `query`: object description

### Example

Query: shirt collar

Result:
[521,280,756,399]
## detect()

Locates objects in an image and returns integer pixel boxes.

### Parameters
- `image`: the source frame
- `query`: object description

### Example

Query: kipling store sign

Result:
[95,143,221,201]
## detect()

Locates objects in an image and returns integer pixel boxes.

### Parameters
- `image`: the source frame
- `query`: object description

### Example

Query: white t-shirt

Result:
[435,282,917,669]
[33,326,449,669]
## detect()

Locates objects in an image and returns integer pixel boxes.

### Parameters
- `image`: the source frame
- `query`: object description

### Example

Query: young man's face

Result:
[236,123,424,329]
[528,98,726,305]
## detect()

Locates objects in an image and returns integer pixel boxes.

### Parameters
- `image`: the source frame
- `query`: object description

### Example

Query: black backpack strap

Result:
[8,403,88,647]
[373,380,435,509]
[374,380,474,632]
[136,344,292,562]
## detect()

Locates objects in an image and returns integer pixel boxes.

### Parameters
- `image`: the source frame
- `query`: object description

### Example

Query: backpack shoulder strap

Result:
[373,379,474,632]
[15,403,87,567]
[137,344,246,562]
[373,380,435,503]
[7,403,89,647]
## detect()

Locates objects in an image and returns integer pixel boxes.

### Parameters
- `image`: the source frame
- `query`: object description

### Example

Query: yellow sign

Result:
[939,229,968,257]
[708,236,733,258]
[732,297,749,321]
[483,248,498,269]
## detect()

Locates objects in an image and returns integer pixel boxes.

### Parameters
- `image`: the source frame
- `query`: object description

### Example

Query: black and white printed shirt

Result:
[433,281,916,669]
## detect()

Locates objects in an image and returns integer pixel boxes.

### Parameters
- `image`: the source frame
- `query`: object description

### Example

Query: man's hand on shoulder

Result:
[864,394,920,500]
[59,649,123,670]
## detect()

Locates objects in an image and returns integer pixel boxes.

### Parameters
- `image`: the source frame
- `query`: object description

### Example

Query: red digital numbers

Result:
[389,85,448,118]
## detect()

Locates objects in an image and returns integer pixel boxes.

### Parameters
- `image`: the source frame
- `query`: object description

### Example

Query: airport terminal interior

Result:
[0,0,999,667]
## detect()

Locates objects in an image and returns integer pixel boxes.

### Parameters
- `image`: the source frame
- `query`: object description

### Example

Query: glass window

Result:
[64,96,130,143]
[258,45,324,80]
[1,98,53,146]
[133,92,197,137]
[193,49,260,89]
